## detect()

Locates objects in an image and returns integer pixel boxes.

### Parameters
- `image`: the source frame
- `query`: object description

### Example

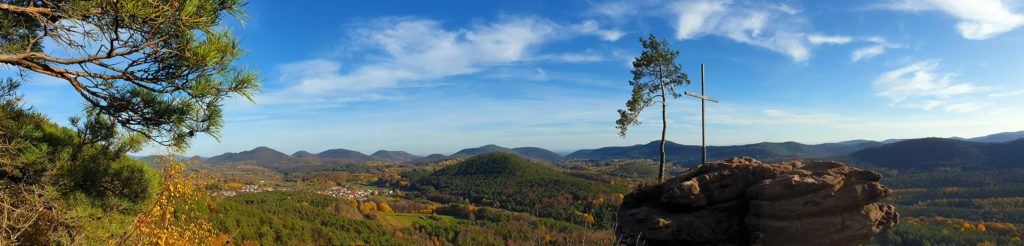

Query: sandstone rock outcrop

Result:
[616,157,898,246]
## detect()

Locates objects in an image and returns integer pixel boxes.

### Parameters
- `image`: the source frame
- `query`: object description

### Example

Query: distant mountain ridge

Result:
[849,138,1024,170]
[965,130,1024,143]
[186,130,1023,169]
[203,147,410,173]
[566,140,880,164]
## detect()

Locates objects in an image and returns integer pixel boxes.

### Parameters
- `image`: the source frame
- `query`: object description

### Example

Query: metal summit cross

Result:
[684,64,719,165]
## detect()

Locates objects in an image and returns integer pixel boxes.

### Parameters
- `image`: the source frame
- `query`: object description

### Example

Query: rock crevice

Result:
[616,157,898,246]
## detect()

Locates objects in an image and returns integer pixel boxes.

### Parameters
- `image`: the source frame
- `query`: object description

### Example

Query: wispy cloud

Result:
[574,19,626,41]
[538,52,606,63]
[267,17,559,104]
[851,37,905,62]
[878,0,1024,40]
[808,35,853,45]
[903,100,944,110]
[989,88,1024,97]
[584,0,912,63]
[588,1,639,22]
[851,46,886,62]
[668,0,814,62]
[874,60,977,109]
[707,108,849,127]
[944,102,990,113]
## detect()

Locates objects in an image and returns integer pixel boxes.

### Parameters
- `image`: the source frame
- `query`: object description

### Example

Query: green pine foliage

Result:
[1,0,261,149]
[0,84,158,244]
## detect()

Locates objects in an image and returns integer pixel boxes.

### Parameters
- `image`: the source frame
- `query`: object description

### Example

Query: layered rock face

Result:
[616,157,898,246]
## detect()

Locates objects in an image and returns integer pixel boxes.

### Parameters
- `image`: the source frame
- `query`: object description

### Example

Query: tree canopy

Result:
[615,34,689,137]
[0,0,259,149]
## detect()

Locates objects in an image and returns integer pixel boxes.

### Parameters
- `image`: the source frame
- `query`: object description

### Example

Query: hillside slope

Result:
[850,138,1024,169]
[416,152,625,226]
[967,130,1024,143]
[512,147,563,161]
[451,144,563,161]
[370,150,420,162]
[317,148,372,161]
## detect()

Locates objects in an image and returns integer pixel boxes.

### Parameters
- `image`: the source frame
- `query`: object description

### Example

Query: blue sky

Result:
[14,0,1024,156]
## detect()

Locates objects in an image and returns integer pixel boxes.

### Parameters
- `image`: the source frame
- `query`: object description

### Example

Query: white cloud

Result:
[874,60,977,108]
[271,17,558,103]
[705,107,850,127]
[673,0,731,40]
[770,3,801,15]
[808,35,853,45]
[759,109,841,125]
[850,37,905,62]
[881,0,1024,40]
[851,45,886,62]
[989,88,1024,97]
[944,102,990,113]
[904,100,944,110]
[589,1,639,22]
[540,53,606,63]
[575,19,626,41]
[668,0,813,62]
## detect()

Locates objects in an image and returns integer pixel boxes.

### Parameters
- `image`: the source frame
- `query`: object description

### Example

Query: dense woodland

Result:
[209,191,613,245]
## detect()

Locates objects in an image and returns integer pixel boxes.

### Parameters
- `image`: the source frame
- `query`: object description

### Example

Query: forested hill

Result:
[566,140,881,164]
[415,152,626,227]
[965,130,1024,143]
[317,148,373,161]
[850,137,1024,170]
[204,146,289,166]
[450,144,563,161]
[369,150,420,162]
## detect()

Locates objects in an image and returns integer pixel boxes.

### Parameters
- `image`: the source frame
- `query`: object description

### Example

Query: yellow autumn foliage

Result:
[962,222,976,231]
[379,202,394,213]
[119,157,215,245]
[359,201,378,213]
[574,211,595,224]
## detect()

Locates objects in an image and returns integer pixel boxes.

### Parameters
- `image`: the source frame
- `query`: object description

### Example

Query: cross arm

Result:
[684,91,719,103]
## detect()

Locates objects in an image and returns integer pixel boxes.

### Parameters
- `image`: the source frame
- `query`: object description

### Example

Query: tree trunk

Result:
[659,79,667,182]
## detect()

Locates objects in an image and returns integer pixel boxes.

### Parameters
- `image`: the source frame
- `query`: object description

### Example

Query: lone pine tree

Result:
[615,34,690,181]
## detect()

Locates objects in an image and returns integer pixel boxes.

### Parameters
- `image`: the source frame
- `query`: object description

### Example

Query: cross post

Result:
[684,64,719,165]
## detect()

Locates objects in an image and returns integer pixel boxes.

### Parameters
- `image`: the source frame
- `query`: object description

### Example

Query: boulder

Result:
[616,157,898,246]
